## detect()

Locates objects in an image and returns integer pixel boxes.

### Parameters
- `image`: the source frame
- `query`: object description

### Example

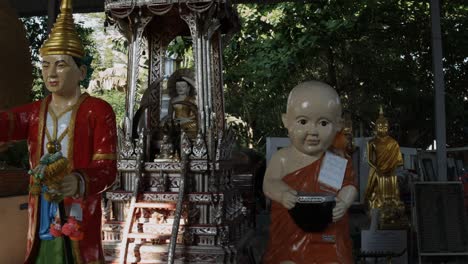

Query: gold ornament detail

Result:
[29,140,71,202]
[376,105,388,126]
[39,0,84,59]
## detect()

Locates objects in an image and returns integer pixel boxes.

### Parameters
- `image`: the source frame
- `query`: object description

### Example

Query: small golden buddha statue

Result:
[164,73,198,138]
[364,106,407,229]
[155,135,174,160]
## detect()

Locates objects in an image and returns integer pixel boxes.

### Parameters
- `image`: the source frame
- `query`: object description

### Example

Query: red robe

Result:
[264,155,356,264]
[0,93,117,264]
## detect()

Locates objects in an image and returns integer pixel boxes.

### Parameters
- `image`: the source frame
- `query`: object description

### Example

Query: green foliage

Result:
[21,17,48,100]
[75,22,99,88]
[224,1,468,149]
[167,36,191,57]
[167,36,194,68]
[93,90,126,126]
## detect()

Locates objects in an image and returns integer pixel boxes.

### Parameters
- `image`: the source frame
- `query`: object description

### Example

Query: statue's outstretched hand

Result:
[281,189,297,209]
[332,197,348,222]
[61,173,79,197]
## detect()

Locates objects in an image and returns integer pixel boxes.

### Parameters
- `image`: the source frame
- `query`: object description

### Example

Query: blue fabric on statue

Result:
[38,186,59,240]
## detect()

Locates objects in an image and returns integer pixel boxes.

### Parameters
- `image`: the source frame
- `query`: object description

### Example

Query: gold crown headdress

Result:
[376,106,388,125]
[39,0,84,59]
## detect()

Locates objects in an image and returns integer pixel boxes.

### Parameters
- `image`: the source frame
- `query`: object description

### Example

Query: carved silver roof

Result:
[105,0,225,10]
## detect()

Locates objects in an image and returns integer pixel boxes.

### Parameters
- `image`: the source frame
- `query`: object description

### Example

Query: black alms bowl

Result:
[289,193,336,232]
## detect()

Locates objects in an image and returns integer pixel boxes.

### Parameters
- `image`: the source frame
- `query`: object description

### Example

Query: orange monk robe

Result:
[371,136,403,175]
[264,155,356,264]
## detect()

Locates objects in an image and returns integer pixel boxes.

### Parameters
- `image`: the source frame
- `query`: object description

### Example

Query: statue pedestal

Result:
[361,229,407,263]
[360,209,408,263]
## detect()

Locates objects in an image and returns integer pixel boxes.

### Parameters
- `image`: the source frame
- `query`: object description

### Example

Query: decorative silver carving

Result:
[215,130,223,160]
[117,160,220,172]
[211,32,225,133]
[186,253,219,263]
[147,3,173,15]
[134,132,145,156]
[190,226,218,236]
[210,202,223,225]
[180,132,192,156]
[141,223,180,235]
[218,226,230,246]
[120,136,136,159]
[148,33,164,130]
[188,205,201,224]
[145,160,211,172]
[106,0,135,19]
[118,160,136,170]
[167,176,181,191]
[148,170,168,192]
[106,191,133,201]
[142,193,224,203]
[146,161,178,171]
[120,160,215,172]
[124,15,152,139]
[181,11,205,135]
[216,127,235,161]
[185,1,214,13]
[191,132,207,159]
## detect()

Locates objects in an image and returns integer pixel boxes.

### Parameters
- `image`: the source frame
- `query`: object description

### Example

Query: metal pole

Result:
[430,0,447,181]
[168,133,190,264]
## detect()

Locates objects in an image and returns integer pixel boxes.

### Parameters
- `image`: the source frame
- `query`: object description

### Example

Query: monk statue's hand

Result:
[332,197,349,222]
[281,189,297,209]
[61,173,80,197]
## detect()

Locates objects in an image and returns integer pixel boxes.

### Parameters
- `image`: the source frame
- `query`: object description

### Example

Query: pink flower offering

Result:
[49,223,62,237]
[62,217,83,241]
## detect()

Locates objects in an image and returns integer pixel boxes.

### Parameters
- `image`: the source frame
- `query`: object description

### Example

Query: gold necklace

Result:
[44,108,71,154]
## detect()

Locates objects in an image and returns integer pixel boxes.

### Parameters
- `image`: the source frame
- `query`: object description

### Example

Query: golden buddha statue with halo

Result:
[364,106,407,229]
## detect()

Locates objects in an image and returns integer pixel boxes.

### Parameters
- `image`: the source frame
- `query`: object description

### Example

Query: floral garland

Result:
[50,216,84,241]
[29,150,84,241]
[29,151,71,203]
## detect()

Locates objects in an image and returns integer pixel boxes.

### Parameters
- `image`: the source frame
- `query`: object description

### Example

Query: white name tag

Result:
[318,151,347,190]
[69,203,83,221]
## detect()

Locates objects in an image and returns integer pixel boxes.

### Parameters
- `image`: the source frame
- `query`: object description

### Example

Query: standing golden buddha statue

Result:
[365,107,407,229]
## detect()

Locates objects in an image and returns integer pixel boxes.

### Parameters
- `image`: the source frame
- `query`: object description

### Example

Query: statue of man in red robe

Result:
[0,0,117,263]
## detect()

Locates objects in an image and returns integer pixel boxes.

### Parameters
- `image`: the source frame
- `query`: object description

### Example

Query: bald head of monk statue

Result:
[282,81,343,159]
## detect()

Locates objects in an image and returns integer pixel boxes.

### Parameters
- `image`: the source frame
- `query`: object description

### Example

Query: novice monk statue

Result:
[263,81,357,264]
